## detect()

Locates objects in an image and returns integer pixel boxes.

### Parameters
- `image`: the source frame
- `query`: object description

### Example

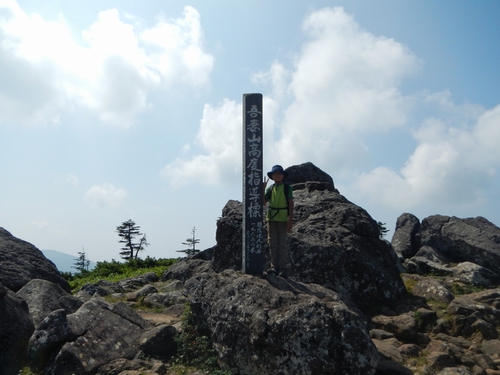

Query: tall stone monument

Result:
[242,93,264,275]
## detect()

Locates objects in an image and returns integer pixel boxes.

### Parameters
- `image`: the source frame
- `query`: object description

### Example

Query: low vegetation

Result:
[62,256,177,292]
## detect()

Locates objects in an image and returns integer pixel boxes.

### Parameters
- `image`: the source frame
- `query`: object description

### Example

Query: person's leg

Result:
[267,221,279,271]
[276,221,289,274]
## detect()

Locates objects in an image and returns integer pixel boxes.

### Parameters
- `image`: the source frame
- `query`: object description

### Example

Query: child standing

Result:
[263,165,294,278]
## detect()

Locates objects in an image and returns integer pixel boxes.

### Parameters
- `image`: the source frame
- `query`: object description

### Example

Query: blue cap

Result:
[267,165,288,179]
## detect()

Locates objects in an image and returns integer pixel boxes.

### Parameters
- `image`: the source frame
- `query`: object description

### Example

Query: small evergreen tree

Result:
[377,221,389,239]
[116,219,150,260]
[177,227,200,256]
[72,248,91,273]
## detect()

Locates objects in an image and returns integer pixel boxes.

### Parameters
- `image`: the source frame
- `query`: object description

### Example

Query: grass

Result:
[66,257,178,292]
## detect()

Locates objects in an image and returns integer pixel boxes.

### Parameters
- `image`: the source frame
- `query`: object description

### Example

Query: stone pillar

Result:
[242,93,264,275]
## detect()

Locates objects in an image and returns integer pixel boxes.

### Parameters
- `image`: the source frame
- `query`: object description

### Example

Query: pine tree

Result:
[116,219,150,260]
[72,248,91,273]
[377,221,389,239]
[177,227,200,256]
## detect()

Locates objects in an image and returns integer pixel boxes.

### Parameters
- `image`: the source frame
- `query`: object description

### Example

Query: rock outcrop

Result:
[184,269,378,375]
[0,282,35,375]
[17,278,83,328]
[393,214,500,288]
[213,162,406,312]
[0,227,70,292]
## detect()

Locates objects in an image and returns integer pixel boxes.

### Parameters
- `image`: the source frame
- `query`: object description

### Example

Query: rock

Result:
[0,227,70,292]
[211,199,244,273]
[119,272,159,292]
[445,291,500,339]
[143,291,187,308]
[184,269,379,375]
[373,338,404,363]
[399,343,422,357]
[417,215,500,271]
[77,279,123,299]
[481,339,500,357]
[138,324,177,360]
[211,163,407,312]
[427,351,456,371]
[376,360,413,375]
[371,313,419,343]
[411,276,455,304]
[453,262,500,287]
[436,368,474,375]
[392,213,421,258]
[370,329,395,340]
[290,186,407,310]
[0,282,35,375]
[125,284,158,301]
[161,258,212,282]
[28,309,76,371]
[17,279,83,327]
[410,246,455,276]
[31,298,151,374]
[284,162,336,188]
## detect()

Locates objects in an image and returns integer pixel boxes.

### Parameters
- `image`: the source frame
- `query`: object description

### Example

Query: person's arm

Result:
[287,198,294,232]
[263,177,269,204]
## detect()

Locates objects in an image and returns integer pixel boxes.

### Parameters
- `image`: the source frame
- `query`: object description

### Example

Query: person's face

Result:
[271,171,284,182]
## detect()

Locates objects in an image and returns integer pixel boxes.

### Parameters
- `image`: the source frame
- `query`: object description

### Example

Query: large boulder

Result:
[184,269,379,375]
[0,282,35,375]
[284,161,336,188]
[17,279,83,328]
[212,163,407,311]
[0,227,70,292]
[29,298,152,374]
[417,215,500,270]
[290,186,406,310]
[391,213,421,258]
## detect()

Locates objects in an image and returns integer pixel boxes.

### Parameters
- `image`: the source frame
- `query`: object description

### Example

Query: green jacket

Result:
[265,183,293,222]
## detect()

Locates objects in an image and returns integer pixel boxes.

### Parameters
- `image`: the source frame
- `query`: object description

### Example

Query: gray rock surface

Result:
[17,278,83,327]
[391,212,421,258]
[184,269,379,375]
[0,282,35,375]
[418,215,500,270]
[0,227,70,292]
[32,298,151,374]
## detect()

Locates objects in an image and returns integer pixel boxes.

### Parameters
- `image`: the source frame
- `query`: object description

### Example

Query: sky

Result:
[1,0,500,262]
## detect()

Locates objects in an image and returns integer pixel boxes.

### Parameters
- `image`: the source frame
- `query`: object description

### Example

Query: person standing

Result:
[263,165,294,278]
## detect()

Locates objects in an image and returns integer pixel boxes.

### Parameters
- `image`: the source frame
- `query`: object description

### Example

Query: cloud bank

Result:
[0,2,214,127]
[163,6,500,221]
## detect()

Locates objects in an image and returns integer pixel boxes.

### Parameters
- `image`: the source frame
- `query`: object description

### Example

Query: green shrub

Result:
[66,257,178,292]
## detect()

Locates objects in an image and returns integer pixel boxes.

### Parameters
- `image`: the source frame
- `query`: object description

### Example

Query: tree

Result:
[72,248,91,273]
[377,221,389,239]
[177,227,200,256]
[116,219,150,260]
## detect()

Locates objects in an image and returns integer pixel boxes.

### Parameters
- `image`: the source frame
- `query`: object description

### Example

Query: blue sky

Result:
[1,0,500,262]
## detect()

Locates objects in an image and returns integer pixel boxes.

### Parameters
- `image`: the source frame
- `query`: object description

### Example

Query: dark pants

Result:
[267,221,289,270]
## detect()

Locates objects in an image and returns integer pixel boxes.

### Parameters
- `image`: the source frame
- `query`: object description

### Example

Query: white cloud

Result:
[354,104,500,211]
[84,183,128,209]
[163,6,420,184]
[274,7,420,168]
[161,99,241,186]
[0,2,214,127]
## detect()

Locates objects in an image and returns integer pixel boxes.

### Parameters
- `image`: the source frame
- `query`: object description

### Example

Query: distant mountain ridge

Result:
[42,249,95,273]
